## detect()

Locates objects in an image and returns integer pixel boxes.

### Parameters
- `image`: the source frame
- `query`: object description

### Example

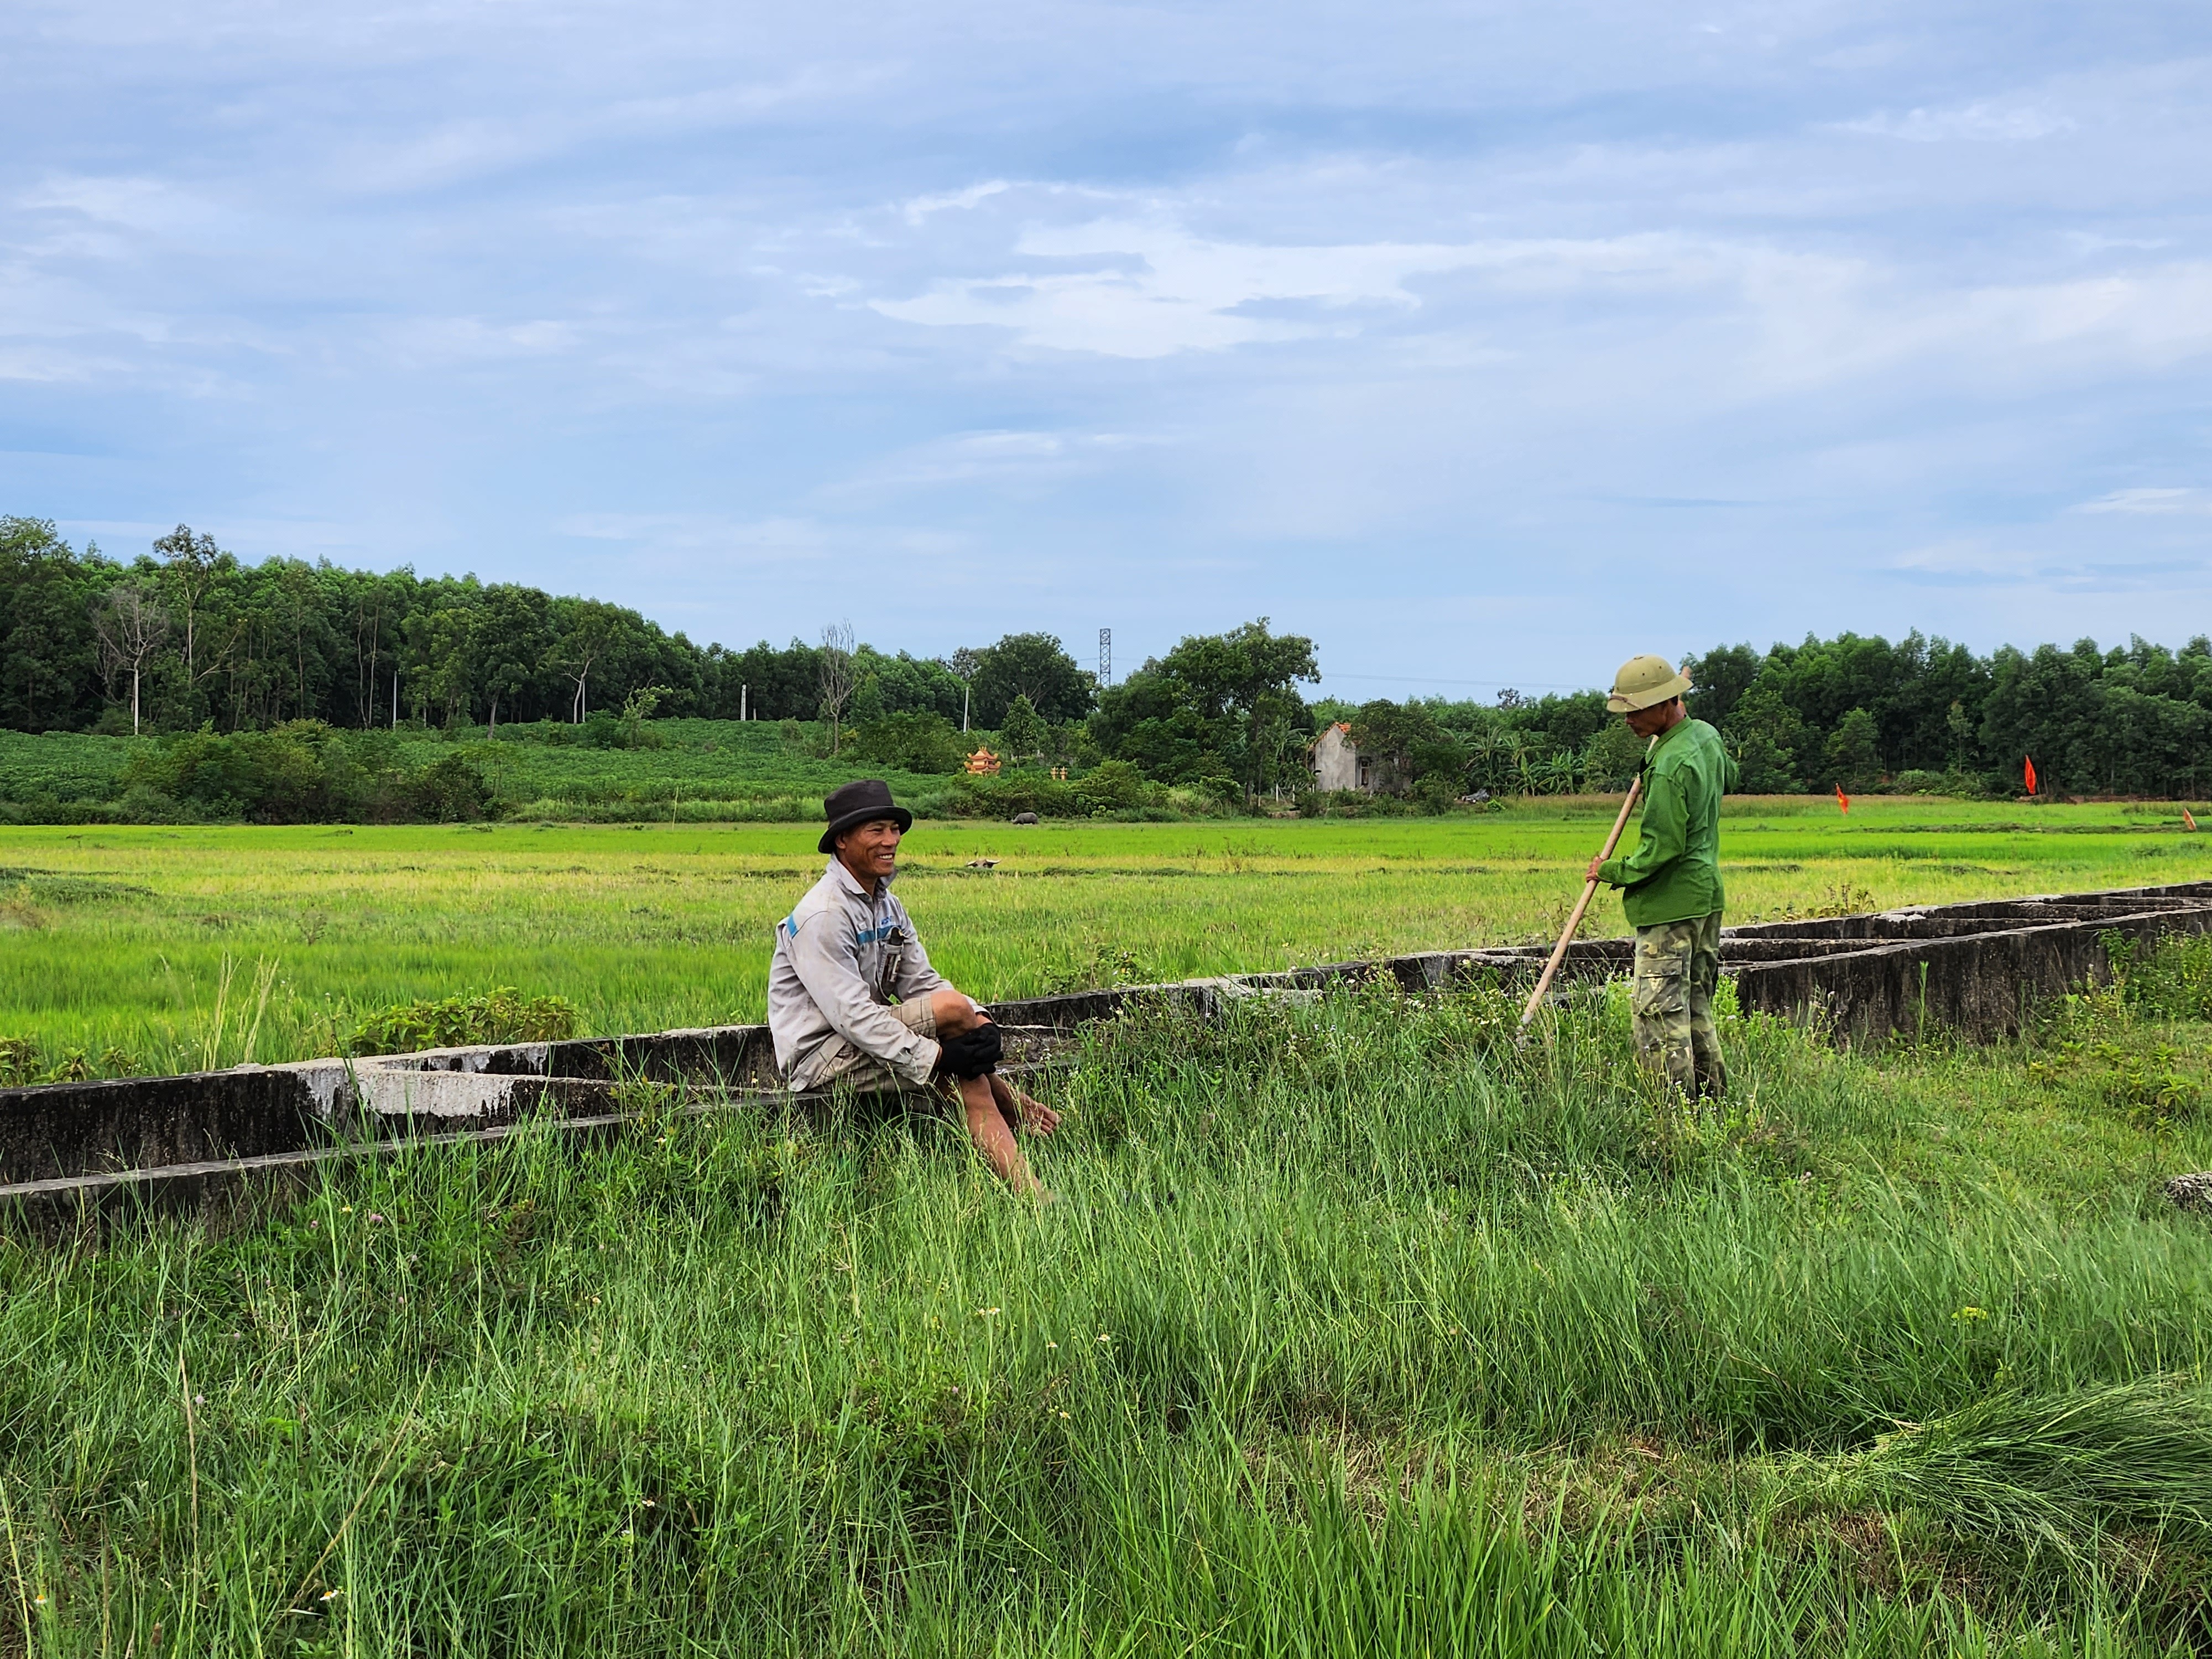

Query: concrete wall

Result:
[1728,886,2212,1045]
[1310,725,1365,792]
[1,1025,782,1190]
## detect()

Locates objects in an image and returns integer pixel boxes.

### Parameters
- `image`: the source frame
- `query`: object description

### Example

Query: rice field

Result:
[2,966,2209,1653]
[5,800,2212,1653]
[0,795,2206,1074]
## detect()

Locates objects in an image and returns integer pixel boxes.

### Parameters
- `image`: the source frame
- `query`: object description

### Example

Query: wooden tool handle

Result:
[1517,742,1655,1029]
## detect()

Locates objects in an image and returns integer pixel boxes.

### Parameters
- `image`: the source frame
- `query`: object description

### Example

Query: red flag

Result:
[1835,783,1850,814]
[2186,807,2199,832]
[2024,755,2037,795]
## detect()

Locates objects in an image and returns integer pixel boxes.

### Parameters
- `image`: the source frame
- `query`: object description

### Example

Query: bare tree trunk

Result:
[818,621,855,757]
[91,584,171,736]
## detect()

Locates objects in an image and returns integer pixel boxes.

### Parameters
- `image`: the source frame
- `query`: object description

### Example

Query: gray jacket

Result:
[767,858,947,1086]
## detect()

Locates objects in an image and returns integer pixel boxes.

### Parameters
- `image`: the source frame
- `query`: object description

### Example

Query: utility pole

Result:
[391,666,399,731]
[740,684,748,722]
[949,645,979,733]
[1098,627,1111,688]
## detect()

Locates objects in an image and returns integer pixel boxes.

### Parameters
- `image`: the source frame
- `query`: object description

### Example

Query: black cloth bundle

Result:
[935,1022,1003,1079]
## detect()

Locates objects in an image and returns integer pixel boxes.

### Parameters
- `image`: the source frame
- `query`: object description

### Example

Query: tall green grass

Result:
[2,983,2206,1652]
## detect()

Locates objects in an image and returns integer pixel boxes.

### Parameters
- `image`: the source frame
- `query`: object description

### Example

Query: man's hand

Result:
[1586,855,1606,883]
[937,1022,1004,1079]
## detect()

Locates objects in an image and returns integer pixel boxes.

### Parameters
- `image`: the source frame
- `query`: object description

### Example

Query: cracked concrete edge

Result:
[0,1060,1066,1235]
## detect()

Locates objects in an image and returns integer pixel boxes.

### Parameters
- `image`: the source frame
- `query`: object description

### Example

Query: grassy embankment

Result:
[1,797,2209,1077]
[2,954,2210,1653]
[0,719,958,825]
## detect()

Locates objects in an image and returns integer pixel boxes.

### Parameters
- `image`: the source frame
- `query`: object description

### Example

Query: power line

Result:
[1316,671,1592,691]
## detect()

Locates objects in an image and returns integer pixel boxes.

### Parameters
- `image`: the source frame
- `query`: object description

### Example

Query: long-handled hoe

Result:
[1516,737,1656,1037]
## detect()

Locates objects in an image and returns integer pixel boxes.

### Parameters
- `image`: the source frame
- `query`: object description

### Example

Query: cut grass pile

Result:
[2,970,2208,1653]
[2,798,2210,1077]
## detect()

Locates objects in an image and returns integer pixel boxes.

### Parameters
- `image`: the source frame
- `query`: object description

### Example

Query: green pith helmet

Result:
[1606,654,1693,713]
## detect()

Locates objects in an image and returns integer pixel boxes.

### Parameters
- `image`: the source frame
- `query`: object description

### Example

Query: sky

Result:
[4,1,2210,700]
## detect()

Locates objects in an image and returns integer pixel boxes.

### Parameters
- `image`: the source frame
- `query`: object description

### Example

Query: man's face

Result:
[1624,698,1680,739]
[837,817,903,882]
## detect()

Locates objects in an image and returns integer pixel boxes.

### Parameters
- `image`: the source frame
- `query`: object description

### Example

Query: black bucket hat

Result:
[819,779,913,854]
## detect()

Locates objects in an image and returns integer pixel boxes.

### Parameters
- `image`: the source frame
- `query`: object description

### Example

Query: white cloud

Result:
[556,513,837,562]
[869,219,1752,358]
[18,174,210,229]
[1838,101,2076,143]
[1887,539,2046,581]
[2078,487,2212,515]
[382,316,582,364]
[331,121,553,195]
[553,512,969,566]
[1884,535,2207,592]
[828,427,1155,495]
[865,200,2212,407]
[328,67,891,194]
[900,181,1011,226]
[2065,232,2173,255]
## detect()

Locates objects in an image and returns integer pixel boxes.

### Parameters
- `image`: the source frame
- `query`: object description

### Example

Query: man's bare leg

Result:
[954,1073,1044,1196]
[927,988,1055,1192]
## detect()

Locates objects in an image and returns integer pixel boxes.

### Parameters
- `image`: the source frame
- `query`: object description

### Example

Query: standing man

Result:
[1585,656,1740,1098]
[768,779,1060,1195]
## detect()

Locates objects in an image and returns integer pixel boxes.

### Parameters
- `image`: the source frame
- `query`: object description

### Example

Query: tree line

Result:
[1682,633,2212,799]
[10,516,2211,803]
[1328,632,2212,804]
[0,519,1093,740]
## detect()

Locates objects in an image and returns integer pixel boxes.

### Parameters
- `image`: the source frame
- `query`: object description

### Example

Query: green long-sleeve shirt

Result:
[1596,716,1739,927]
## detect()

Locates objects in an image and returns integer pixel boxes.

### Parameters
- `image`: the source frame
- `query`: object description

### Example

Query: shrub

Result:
[851,712,964,776]
[122,721,358,822]
[1297,789,1416,818]
[115,722,502,823]
[0,1035,142,1085]
[941,773,1084,818]
[0,1035,40,1086]
[487,719,582,747]
[1886,768,1988,799]
[1000,695,1047,759]
[343,987,580,1056]
[1073,759,1149,813]
[400,753,496,822]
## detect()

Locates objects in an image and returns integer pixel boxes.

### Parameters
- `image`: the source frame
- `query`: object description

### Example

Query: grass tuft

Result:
[1789,1377,2212,1566]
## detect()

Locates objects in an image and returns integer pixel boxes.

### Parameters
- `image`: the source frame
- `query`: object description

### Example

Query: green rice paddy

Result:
[0,795,2204,1073]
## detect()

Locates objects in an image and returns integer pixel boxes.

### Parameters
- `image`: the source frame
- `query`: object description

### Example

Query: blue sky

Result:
[5,1,2209,698]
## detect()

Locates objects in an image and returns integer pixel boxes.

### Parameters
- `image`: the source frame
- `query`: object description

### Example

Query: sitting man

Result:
[768,779,1060,1195]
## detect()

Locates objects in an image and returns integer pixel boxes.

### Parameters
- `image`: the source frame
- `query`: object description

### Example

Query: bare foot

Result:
[1015,1092,1060,1135]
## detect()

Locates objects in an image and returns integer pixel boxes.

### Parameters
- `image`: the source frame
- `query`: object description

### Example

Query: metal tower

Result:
[1098,627,1112,687]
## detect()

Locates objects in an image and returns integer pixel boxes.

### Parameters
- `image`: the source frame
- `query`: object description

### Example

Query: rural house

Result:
[1309,723,1378,793]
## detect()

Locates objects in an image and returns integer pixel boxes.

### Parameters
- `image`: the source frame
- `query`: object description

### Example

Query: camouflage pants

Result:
[1631,911,1726,1096]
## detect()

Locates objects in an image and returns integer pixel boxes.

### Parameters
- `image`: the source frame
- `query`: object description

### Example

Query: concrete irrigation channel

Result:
[8,880,2212,1233]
